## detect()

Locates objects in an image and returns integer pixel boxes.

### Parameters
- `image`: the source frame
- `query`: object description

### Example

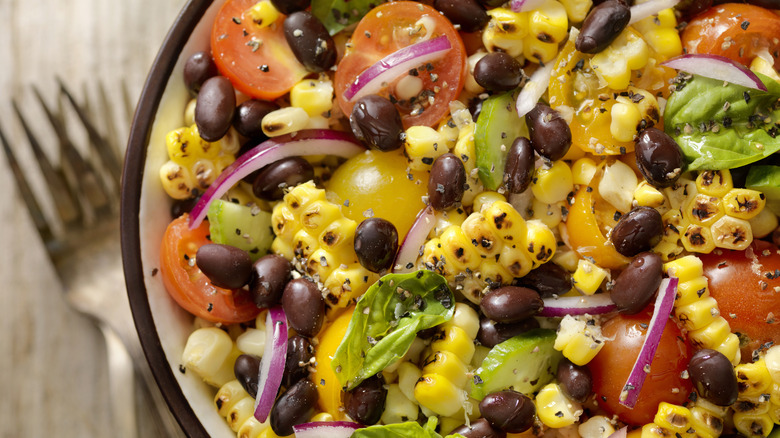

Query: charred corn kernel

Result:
[414,374,467,417]
[318,217,357,258]
[438,118,459,150]
[536,383,582,428]
[432,326,476,364]
[634,181,666,208]
[160,161,195,199]
[227,397,256,432]
[526,219,557,266]
[571,157,598,186]
[452,123,484,206]
[578,415,615,438]
[182,327,238,387]
[191,158,218,190]
[462,213,503,258]
[300,199,343,236]
[733,411,774,437]
[215,380,250,417]
[237,416,268,438]
[262,107,309,137]
[723,189,766,220]
[633,8,682,60]
[684,194,725,227]
[654,402,694,435]
[712,215,753,250]
[439,225,482,271]
[524,39,560,64]
[750,208,778,239]
[639,423,668,437]
[236,327,266,357]
[531,199,564,229]
[422,350,471,388]
[322,263,379,312]
[664,255,703,283]
[442,302,480,340]
[472,191,507,213]
[690,399,726,438]
[532,160,574,205]
[482,9,529,58]
[528,0,568,43]
[554,314,606,366]
[675,296,720,331]
[483,200,528,243]
[306,248,337,280]
[559,0,592,22]
[290,77,333,117]
[715,333,741,365]
[675,276,710,307]
[246,0,280,29]
[398,361,423,402]
[381,384,419,424]
[682,224,716,253]
[737,360,774,399]
[599,159,638,213]
[432,207,468,237]
[499,243,535,278]
[404,125,447,171]
[696,170,733,198]
[610,101,643,142]
[665,178,698,211]
[688,317,730,351]
[572,259,609,295]
[292,229,318,259]
[590,28,649,90]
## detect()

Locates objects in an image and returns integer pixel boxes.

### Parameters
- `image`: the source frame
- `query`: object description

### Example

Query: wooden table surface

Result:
[0,0,188,436]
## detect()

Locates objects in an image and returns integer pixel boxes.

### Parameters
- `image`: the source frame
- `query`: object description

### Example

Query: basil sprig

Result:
[311,0,384,35]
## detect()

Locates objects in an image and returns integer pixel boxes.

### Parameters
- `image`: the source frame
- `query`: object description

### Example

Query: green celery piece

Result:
[207,199,273,261]
[475,90,528,190]
[746,165,780,215]
[352,417,443,438]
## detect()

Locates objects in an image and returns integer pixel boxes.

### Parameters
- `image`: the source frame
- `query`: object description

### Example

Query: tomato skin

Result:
[160,215,261,324]
[334,1,467,128]
[211,0,308,100]
[681,3,780,71]
[588,312,693,426]
[699,240,780,355]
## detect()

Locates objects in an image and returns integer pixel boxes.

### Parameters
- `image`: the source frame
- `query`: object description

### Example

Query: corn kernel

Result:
[536,383,582,428]
[262,107,310,137]
[681,224,716,254]
[749,208,778,239]
[634,181,666,208]
[684,193,725,227]
[482,9,529,58]
[665,178,698,211]
[405,125,447,171]
[696,170,734,198]
[733,411,774,438]
[182,327,237,387]
[226,397,255,432]
[558,0,592,23]
[722,188,766,220]
[473,191,507,214]
[524,38,560,64]
[215,380,250,417]
[675,276,710,307]
[525,219,557,267]
[440,225,482,271]
[422,350,471,388]
[571,157,599,186]
[290,78,333,117]
[737,360,773,399]
[572,259,609,295]
[711,215,753,250]
[578,415,615,438]
[688,317,730,350]
[531,199,564,229]
[431,326,476,364]
[633,8,682,60]
[246,0,280,29]
[499,243,535,278]
[381,384,419,424]
[610,102,643,142]
[237,415,268,438]
[664,255,704,283]
[674,296,720,331]
[590,28,649,90]
[160,160,195,199]
[598,159,638,213]
[532,160,574,205]
[483,201,528,243]
[442,302,480,340]
[554,314,605,365]
[414,374,467,417]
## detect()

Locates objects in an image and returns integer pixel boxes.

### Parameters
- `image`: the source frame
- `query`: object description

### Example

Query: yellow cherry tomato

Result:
[565,186,630,270]
[313,306,354,418]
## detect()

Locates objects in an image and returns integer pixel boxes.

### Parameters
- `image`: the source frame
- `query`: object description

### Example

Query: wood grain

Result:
[0,0,187,436]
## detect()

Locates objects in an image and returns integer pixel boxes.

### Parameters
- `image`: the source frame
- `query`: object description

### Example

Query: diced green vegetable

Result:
[207,199,273,261]
[352,417,445,438]
[311,0,378,35]
[475,90,528,190]
[746,164,780,215]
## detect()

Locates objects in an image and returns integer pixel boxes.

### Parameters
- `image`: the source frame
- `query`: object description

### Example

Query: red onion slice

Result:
[188,129,365,229]
[662,54,768,91]
[516,60,555,118]
[539,294,617,317]
[510,0,548,12]
[618,277,679,408]
[253,306,288,422]
[292,421,363,437]
[629,0,680,24]
[343,35,452,102]
[392,205,437,273]
[608,426,628,438]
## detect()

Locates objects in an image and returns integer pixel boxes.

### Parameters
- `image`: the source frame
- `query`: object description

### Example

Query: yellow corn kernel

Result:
[159,160,195,200]
[675,276,710,307]
[461,211,503,258]
[524,38,560,65]
[558,0,592,23]
[465,52,487,94]
[532,160,574,205]
[414,374,467,417]
[536,383,582,428]
[688,317,731,350]
[440,225,482,271]
[246,0,280,29]
[634,181,666,208]
[654,402,693,435]
[531,199,564,229]
[306,248,337,280]
[482,9,529,58]
[766,345,780,382]
[639,423,668,438]
[318,217,357,259]
[696,170,733,198]
[422,350,470,388]
[190,158,218,191]
[675,296,720,331]
[262,107,309,137]
[299,199,343,237]
[184,98,196,126]
[690,400,725,438]
[290,77,333,117]
[237,415,268,438]
[292,229,318,260]
[599,159,638,213]
[664,255,704,283]
[552,243,580,272]
[633,8,682,60]
[711,215,753,251]
[714,333,741,365]
[665,178,698,211]
[681,224,716,254]
[404,125,447,171]
[226,396,256,432]
[432,207,468,238]
[749,208,778,239]
[472,191,507,214]
[572,259,609,295]
[257,426,287,438]
[528,0,568,44]
[398,361,423,402]
[497,243,533,278]
[322,263,378,312]
[215,380,250,417]
[284,181,325,216]
[525,219,556,267]
[733,411,774,438]
[723,188,766,220]
[590,28,649,90]
[431,326,476,364]
[483,200,528,243]
[554,314,605,366]
[182,327,237,388]
[571,157,599,186]
[610,102,643,143]
[737,360,773,399]
[381,384,419,424]
[479,259,516,286]
[578,415,615,438]
[684,193,725,227]
[442,302,480,340]
[437,119,459,151]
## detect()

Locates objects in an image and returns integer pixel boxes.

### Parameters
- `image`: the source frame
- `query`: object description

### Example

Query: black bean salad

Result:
[157,0,780,436]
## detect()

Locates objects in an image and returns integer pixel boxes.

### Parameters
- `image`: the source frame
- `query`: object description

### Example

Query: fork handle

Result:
[100,324,138,438]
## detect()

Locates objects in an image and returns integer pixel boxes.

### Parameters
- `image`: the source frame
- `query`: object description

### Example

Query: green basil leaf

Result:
[746,164,780,215]
[311,0,383,35]
[663,73,780,170]
[352,417,442,438]
[331,270,454,389]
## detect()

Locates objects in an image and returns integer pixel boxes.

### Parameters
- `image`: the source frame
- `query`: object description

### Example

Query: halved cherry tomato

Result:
[588,312,693,426]
[160,215,260,324]
[211,0,308,100]
[565,186,631,270]
[334,1,467,128]
[682,3,780,71]
[312,306,354,419]
[700,240,780,356]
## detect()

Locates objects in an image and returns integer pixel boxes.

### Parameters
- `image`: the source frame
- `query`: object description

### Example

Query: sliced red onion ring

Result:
[539,294,617,317]
[608,426,628,438]
[516,60,555,118]
[188,129,365,229]
[343,35,452,102]
[618,277,678,409]
[392,205,437,273]
[662,54,768,91]
[629,0,680,24]
[510,0,548,12]
[254,306,288,422]
[292,421,363,438]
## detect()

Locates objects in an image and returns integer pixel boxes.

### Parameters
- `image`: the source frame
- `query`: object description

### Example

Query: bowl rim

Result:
[121,0,215,436]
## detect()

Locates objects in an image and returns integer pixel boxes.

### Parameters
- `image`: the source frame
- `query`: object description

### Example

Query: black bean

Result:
[675,0,713,20]
[249,254,293,308]
[477,317,540,348]
[234,354,261,399]
[450,418,507,438]
[252,157,314,201]
[434,0,489,33]
[194,76,236,142]
[503,137,535,194]
[477,0,506,7]
[480,286,543,324]
[233,99,279,140]
[428,153,466,211]
[473,52,524,92]
[170,196,199,219]
[342,374,387,425]
[354,218,399,273]
[350,95,404,152]
[557,359,593,403]
[284,336,314,388]
[195,243,253,289]
[688,349,739,406]
[610,207,664,257]
[526,104,571,161]
[479,390,535,433]
[282,278,325,337]
[270,379,318,436]
[575,0,631,54]
[283,12,336,72]
[270,0,311,14]
[610,252,663,314]
[469,96,485,121]
[183,51,218,94]
[513,262,571,298]
[635,127,684,188]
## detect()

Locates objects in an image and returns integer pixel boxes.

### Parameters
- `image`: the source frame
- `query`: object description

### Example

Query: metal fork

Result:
[0,81,185,438]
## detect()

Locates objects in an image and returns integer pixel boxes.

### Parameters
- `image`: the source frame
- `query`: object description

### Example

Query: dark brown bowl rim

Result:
[121,1,215,436]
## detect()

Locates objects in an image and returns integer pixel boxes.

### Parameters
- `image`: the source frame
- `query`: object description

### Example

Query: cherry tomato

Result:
[681,3,780,71]
[313,306,354,419]
[588,312,693,426]
[159,215,260,324]
[334,1,467,128]
[699,240,780,355]
[211,0,308,100]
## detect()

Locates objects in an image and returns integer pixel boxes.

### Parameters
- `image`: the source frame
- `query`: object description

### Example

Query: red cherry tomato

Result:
[160,215,260,324]
[699,240,780,355]
[334,1,467,128]
[211,0,308,100]
[588,312,693,426]
[681,3,780,71]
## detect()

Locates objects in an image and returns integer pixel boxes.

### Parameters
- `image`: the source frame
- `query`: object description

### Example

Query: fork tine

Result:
[121,79,135,129]
[96,80,126,167]
[11,99,82,227]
